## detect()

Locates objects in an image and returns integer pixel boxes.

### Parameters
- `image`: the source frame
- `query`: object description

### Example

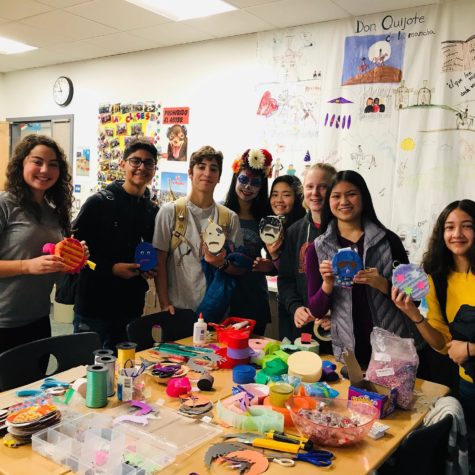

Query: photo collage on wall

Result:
[97,101,162,189]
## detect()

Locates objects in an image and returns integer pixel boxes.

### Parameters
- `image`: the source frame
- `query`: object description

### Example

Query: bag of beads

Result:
[365,327,419,409]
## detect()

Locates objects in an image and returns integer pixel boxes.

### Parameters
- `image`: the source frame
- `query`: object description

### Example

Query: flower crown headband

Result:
[232,148,273,178]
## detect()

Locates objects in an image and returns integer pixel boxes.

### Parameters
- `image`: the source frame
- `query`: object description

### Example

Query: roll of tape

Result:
[116,342,137,371]
[232,364,256,384]
[294,337,320,354]
[314,322,332,342]
[287,351,322,383]
[93,349,113,362]
[86,364,108,408]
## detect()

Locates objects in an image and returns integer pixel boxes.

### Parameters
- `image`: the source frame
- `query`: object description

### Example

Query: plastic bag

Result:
[365,327,419,409]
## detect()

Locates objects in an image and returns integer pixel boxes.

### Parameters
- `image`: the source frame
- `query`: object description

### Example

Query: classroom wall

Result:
[0,74,5,119]
[1,0,475,262]
[1,34,260,204]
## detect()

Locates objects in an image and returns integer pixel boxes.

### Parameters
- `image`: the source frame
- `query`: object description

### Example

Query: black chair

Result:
[127,309,197,351]
[378,414,453,475]
[0,332,101,391]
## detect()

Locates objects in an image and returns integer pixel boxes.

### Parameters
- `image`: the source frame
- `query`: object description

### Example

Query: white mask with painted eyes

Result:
[204,220,225,254]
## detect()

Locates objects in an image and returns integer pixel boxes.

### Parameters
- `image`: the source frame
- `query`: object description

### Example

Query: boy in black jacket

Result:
[73,139,159,349]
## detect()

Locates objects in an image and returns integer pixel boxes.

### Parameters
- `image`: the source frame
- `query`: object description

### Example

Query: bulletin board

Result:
[97,101,162,189]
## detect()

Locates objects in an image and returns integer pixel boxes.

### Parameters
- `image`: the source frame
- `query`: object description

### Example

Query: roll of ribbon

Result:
[250,349,265,366]
[232,364,256,384]
[269,383,294,407]
[226,330,249,350]
[294,337,320,354]
[166,377,191,398]
[262,357,288,376]
[93,348,113,363]
[116,342,137,371]
[197,372,214,391]
[287,351,322,383]
[249,338,269,351]
[227,346,252,360]
[96,355,116,397]
[86,364,108,408]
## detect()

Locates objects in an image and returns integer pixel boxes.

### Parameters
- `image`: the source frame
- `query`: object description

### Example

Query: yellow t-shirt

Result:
[426,272,475,382]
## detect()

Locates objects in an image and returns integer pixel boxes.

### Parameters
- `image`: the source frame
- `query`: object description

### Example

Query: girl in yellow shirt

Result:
[392,199,475,433]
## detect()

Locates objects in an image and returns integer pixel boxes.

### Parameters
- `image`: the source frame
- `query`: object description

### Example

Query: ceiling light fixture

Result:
[0,36,37,55]
[125,0,236,21]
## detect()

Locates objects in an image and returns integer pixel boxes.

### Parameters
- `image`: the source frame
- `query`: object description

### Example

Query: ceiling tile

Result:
[184,10,275,36]
[0,49,74,73]
[332,0,436,16]
[0,21,75,47]
[0,0,53,21]
[67,0,171,31]
[87,32,163,53]
[44,38,120,60]
[20,10,118,41]
[36,0,92,7]
[130,22,214,46]
[227,0,281,6]
[247,0,351,28]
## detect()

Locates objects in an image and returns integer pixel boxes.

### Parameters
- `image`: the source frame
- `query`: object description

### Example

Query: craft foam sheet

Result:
[392,263,429,299]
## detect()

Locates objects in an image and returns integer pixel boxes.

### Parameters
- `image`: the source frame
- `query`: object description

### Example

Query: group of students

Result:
[0,135,474,439]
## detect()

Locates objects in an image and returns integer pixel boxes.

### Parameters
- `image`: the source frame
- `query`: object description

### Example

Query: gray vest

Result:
[314,219,423,361]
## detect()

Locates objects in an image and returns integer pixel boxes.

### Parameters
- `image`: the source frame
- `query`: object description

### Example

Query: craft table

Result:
[0,338,449,475]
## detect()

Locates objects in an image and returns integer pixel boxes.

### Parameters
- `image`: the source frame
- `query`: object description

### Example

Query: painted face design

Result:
[332,247,363,288]
[203,219,225,254]
[236,171,261,201]
[392,263,429,300]
[134,242,158,271]
[259,215,283,245]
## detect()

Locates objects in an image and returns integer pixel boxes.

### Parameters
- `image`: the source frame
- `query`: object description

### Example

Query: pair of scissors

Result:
[268,449,334,467]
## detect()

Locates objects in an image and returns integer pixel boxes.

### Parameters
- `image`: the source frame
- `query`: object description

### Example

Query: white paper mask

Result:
[259,215,283,245]
[203,219,226,254]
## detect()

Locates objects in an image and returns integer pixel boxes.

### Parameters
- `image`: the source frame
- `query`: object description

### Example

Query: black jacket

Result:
[277,213,322,341]
[73,181,158,319]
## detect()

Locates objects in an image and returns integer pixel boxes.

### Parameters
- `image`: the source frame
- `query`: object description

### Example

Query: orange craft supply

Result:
[43,237,95,274]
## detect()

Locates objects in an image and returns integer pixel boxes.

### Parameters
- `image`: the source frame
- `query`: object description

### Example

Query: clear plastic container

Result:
[32,405,222,474]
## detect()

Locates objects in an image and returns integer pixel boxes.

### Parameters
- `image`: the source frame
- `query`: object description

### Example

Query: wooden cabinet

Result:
[0,121,9,190]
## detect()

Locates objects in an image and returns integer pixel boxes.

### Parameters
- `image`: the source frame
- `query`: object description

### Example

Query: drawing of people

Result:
[364,98,374,113]
[166,124,188,161]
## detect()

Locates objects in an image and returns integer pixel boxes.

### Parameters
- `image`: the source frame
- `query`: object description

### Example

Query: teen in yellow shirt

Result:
[393,199,475,435]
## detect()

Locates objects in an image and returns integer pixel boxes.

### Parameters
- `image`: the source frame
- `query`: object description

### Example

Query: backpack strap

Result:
[216,203,231,235]
[431,273,448,323]
[170,197,188,253]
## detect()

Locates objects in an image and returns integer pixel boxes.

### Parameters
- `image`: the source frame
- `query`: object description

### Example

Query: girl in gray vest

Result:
[305,170,423,367]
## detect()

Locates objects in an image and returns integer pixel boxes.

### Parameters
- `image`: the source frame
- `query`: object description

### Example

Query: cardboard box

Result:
[343,350,397,418]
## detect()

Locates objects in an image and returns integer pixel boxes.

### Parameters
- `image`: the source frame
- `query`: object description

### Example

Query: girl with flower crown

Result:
[224,149,272,335]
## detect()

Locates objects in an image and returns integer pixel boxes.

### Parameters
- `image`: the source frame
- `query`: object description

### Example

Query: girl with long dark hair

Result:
[306,170,423,367]
[0,135,73,352]
[224,148,272,334]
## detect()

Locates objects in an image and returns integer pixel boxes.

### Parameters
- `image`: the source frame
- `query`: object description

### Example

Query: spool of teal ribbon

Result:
[86,364,108,408]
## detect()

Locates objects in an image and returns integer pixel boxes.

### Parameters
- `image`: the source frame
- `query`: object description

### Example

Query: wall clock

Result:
[53,76,73,106]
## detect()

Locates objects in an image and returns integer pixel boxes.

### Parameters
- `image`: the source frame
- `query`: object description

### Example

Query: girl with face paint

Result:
[305,170,427,370]
[224,149,272,335]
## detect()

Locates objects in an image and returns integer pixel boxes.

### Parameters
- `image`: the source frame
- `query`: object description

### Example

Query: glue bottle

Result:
[193,313,207,347]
